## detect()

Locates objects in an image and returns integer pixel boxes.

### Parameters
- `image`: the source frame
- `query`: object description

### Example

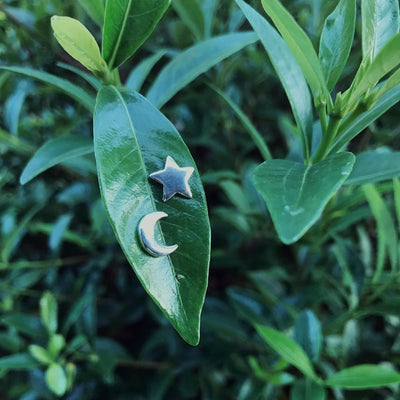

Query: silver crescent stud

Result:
[138,211,178,257]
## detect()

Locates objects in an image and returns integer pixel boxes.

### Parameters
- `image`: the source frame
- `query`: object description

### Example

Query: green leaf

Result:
[94,86,210,345]
[125,50,167,92]
[48,334,66,358]
[346,33,400,107]
[235,0,312,160]
[326,365,400,389]
[291,379,326,400]
[252,153,355,244]
[146,32,258,108]
[394,178,400,228]
[102,0,170,70]
[0,66,95,112]
[78,0,105,27]
[57,62,102,90]
[260,0,330,104]
[172,0,205,40]
[332,85,400,153]
[363,184,398,281]
[294,310,322,362]
[0,353,40,373]
[49,214,73,251]
[319,0,356,91]
[345,150,400,185]
[51,16,106,75]
[362,0,400,60]
[45,364,67,397]
[28,344,53,364]
[255,325,319,381]
[20,136,93,184]
[40,291,58,333]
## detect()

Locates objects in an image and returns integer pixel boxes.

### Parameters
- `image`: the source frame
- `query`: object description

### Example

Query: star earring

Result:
[150,156,194,201]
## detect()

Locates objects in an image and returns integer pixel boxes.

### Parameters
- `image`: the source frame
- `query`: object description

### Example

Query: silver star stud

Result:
[150,156,194,202]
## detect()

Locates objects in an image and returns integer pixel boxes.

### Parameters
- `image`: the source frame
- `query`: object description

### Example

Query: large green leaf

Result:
[361,0,400,59]
[0,66,95,112]
[326,365,400,389]
[345,150,400,185]
[172,0,205,40]
[102,0,170,70]
[93,86,210,345]
[146,32,257,108]
[319,0,356,91]
[252,153,355,244]
[255,325,319,381]
[260,0,330,104]
[20,136,94,184]
[236,0,312,160]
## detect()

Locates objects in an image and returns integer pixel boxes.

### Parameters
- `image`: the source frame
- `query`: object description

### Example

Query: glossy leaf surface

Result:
[252,153,355,244]
[51,16,105,74]
[260,0,330,103]
[102,0,170,69]
[362,0,400,59]
[255,325,318,380]
[326,365,400,388]
[236,0,312,159]
[345,150,400,185]
[146,32,257,108]
[20,136,94,184]
[0,66,95,112]
[94,86,210,345]
[319,0,356,91]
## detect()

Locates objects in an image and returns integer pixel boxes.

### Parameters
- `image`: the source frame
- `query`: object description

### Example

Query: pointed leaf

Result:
[235,0,312,160]
[345,150,400,185]
[20,136,94,184]
[362,0,400,59]
[51,16,106,74]
[255,325,318,381]
[102,0,170,69]
[146,32,258,108]
[252,153,355,244]
[0,66,95,112]
[326,365,400,389]
[319,0,356,91]
[260,0,330,103]
[93,86,210,345]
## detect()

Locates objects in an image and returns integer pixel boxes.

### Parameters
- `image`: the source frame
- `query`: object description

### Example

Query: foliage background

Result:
[1,0,400,398]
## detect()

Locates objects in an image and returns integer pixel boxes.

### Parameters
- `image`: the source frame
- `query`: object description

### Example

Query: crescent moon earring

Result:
[138,212,178,257]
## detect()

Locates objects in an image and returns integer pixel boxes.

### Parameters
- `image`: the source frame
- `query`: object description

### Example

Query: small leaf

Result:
[94,87,210,345]
[28,345,53,364]
[102,0,170,69]
[294,310,322,362]
[45,364,67,397]
[48,334,66,358]
[51,16,106,75]
[252,153,355,244]
[78,0,105,27]
[362,0,400,59]
[363,184,398,281]
[20,136,93,184]
[172,0,205,40]
[255,325,318,381]
[260,0,330,104]
[40,291,58,333]
[146,32,257,108]
[326,365,400,389]
[345,150,400,185]
[49,214,73,251]
[0,66,95,112]
[235,0,312,160]
[291,379,326,400]
[319,0,356,91]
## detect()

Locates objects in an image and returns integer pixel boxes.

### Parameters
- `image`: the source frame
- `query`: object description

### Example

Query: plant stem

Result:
[317,102,328,135]
[312,115,341,163]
